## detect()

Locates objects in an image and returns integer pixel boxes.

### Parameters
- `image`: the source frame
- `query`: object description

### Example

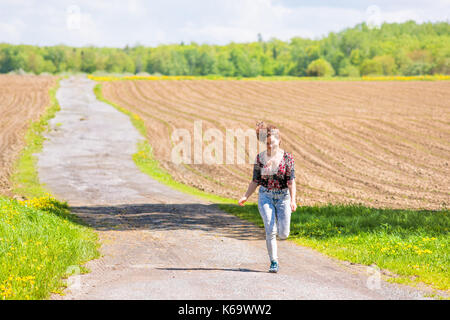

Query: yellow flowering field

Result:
[87,74,450,82]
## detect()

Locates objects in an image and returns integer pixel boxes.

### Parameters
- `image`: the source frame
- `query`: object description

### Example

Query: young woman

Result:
[238,121,297,273]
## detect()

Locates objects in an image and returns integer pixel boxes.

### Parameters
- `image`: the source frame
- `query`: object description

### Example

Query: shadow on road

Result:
[69,202,265,241]
[156,267,264,273]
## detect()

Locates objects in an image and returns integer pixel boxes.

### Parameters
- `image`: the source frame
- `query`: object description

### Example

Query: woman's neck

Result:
[267,146,280,157]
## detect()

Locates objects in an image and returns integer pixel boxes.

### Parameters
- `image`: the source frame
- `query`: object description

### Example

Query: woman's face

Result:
[267,133,280,149]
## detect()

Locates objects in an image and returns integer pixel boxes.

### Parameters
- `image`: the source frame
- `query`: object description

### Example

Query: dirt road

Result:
[38,76,428,299]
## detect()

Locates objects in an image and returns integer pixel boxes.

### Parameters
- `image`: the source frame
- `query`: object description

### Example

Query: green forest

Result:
[1,21,449,77]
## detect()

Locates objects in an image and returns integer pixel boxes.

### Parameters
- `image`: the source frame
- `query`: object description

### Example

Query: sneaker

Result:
[269,260,279,273]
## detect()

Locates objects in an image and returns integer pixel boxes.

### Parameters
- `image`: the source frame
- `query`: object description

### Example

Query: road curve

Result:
[38,76,428,300]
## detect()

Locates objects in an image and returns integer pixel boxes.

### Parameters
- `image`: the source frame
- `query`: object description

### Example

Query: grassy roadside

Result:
[0,78,100,300]
[11,80,61,198]
[221,203,449,293]
[93,81,449,296]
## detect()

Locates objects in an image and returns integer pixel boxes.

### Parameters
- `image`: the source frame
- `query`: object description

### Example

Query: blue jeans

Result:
[257,186,292,262]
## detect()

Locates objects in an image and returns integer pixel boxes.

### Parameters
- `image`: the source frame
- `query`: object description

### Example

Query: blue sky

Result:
[0,0,449,47]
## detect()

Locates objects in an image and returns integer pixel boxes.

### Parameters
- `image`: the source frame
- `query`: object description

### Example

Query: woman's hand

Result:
[290,199,297,212]
[239,181,257,206]
[238,196,248,206]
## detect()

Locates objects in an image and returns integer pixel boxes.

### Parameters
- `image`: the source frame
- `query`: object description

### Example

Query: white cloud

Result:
[127,0,147,16]
[179,1,359,43]
[381,10,422,23]
[0,18,26,43]
[0,0,448,47]
[66,12,103,46]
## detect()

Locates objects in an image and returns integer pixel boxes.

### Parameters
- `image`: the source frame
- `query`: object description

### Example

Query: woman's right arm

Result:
[238,154,261,206]
[239,181,258,206]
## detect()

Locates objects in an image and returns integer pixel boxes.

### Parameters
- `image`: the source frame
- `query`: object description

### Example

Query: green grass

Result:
[134,141,237,204]
[0,196,99,299]
[93,81,450,295]
[219,203,449,292]
[1,78,100,300]
[11,81,60,198]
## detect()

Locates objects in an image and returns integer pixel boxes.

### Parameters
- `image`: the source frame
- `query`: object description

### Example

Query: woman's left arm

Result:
[288,179,297,212]
[287,153,297,212]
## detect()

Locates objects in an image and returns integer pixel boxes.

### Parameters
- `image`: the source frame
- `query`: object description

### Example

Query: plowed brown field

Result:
[0,75,57,196]
[102,80,450,210]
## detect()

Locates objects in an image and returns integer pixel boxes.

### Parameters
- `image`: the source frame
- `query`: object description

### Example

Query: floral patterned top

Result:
[252,150,295,190]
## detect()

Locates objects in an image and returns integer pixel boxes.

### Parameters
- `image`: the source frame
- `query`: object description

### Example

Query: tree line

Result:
[1,21,449,77]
